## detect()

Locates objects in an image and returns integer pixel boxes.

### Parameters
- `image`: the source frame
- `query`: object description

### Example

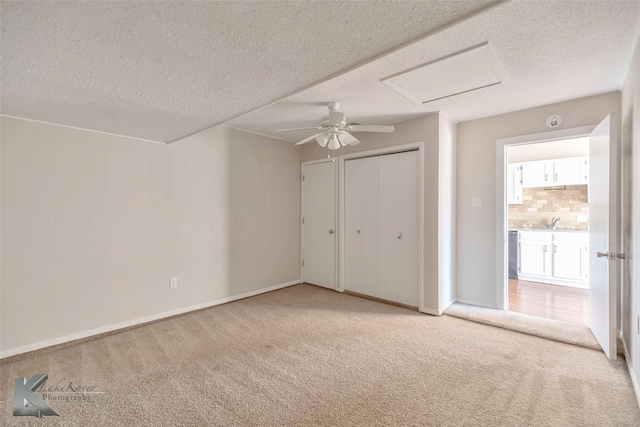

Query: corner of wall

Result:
[1,118,301,354]
[620,26,640,408]
[437,113,458,311]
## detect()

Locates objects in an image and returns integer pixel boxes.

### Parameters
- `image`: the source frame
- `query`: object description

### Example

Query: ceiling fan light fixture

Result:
[277,102,395,148]
[328,134,340,150]
[316,134,329,147]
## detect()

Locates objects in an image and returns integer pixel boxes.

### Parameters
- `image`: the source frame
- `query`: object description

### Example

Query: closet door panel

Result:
[345,157,379,296]
[397,151,420,306]
[377,154,400,303]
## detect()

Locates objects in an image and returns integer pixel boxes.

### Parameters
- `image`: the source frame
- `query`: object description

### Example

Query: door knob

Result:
[397,234,402,239]
[329,229,334,234]
[357,230,360,234]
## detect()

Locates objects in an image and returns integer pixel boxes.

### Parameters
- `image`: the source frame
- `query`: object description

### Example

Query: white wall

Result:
[456,92,621,307]
[621,31,640,404]
[438,114,457,310]
[0,117,301,356]
[301,113,451,313]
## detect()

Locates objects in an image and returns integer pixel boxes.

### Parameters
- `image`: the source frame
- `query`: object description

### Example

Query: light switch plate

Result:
[170,277,178,288]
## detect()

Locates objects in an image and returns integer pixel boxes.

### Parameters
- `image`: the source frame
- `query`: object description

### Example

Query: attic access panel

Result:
[382,42,508,105]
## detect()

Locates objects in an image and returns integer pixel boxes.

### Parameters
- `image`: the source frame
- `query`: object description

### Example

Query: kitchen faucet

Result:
[549,217,561,229]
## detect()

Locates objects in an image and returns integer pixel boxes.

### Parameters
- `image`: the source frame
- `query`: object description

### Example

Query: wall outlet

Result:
[170,277,178,288]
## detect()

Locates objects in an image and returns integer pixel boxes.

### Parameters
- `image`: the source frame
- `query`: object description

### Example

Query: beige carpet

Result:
[444,302,601,351]
[1,284,638,426]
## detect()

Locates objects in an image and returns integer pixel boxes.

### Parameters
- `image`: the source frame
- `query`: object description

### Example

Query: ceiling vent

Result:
[382,42,508,105]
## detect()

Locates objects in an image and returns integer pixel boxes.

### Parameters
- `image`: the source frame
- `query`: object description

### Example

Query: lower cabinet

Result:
[518,231,588,288]
[552,233,589,282]
[518,233,552,279]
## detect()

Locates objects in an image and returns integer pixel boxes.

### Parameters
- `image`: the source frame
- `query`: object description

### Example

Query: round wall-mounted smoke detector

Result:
[546,114,562,128]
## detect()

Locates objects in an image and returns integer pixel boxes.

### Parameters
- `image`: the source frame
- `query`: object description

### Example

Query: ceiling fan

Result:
[275,102,395,150]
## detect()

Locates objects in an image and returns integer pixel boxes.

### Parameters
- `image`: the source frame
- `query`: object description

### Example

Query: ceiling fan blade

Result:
[348,136,361,146]
[346,124,395,133]
[329,111,345,127]
[337,131,360,146]
[294,132,325,145]
[275,126,322,132]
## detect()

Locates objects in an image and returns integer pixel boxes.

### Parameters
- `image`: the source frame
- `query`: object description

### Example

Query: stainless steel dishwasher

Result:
[508,230,518,279]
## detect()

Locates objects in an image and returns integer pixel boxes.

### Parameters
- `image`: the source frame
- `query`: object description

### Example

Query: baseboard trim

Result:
[419,307,442,316]
[1,279,302,360]
[343,290,418,311]
[622,337,640,410]
[438,299,455,315]
[455,298,498,309]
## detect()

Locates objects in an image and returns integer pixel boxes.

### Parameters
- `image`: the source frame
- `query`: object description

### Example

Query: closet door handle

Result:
[329,229,334,234]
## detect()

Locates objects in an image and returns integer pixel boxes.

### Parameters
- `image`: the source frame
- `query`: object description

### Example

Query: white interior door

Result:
[345,157,379,297]
[396,151,420,306]
[377,154,400,303]
[589,114,619,359]
[302,161,336,289]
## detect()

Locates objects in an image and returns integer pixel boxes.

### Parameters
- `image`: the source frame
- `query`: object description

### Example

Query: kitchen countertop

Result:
[509,228,588,233]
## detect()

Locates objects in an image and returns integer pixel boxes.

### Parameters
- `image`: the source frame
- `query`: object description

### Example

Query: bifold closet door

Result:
[377,154,400,303]
[345,151,419,306]
[378,151,419,306]
[345,156,379,297]
[396,151,419,306]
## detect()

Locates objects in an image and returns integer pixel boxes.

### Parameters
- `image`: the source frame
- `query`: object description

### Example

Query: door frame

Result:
[301,159,338,289]
[495,125,596,310]
[337,142,425,312]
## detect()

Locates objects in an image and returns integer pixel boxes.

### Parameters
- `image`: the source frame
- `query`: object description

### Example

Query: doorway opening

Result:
[497,116,617,359]
[505,137,590,326]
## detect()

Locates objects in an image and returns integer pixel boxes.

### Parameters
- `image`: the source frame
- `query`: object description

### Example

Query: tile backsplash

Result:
[508,185,589,230]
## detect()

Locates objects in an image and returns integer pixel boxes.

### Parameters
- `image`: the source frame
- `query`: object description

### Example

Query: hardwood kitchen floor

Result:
[508,279,589,326]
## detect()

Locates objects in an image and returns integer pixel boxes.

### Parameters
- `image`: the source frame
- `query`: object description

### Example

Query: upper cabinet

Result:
[519,156,588,188]
[553,157,589,185]
[507,163,523,204]
[521,160,551,188]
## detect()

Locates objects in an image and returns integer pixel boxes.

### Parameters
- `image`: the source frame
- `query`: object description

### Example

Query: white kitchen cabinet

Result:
[552,233,589,282]
[345,151,419,306]
[553,156,589,185]
[506,163,523,204]
[518,231,552,279]
[517,230,588,288]
[520,157,589,188]
[521,160,553,188]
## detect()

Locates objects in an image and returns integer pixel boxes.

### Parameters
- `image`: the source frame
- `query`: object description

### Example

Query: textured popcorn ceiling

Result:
[0,0,497,143]
[228,1,640,144]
